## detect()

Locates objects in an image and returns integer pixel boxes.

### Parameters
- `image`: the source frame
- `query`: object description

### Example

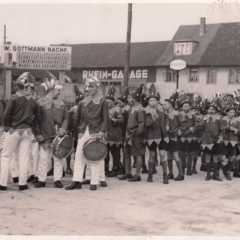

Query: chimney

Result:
[199,18,206,36]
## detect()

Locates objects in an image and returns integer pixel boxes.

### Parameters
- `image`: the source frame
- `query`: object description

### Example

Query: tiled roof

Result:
[62,41,169,68]
[156,22,240,67]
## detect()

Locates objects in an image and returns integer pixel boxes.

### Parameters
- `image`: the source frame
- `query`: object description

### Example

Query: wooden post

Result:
[123,3,132,88]
[59,71,65,101]
[5,70,11,99]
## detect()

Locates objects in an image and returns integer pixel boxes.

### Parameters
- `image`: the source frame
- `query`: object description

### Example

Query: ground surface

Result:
[0,160,240,236]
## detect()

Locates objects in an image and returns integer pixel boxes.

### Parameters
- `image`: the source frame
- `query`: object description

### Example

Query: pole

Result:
[176,71,179,89]
[123,3,132,88]
[4,25,6,44]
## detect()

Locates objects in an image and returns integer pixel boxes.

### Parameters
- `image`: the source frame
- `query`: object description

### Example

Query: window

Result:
[228,69,240,84]
[189,69,198,82]
[164,69,177,82]
[207,69,216,84]
[174,42,192,55]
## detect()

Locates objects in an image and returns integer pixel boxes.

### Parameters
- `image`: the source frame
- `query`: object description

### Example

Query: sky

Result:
[0,0,240,47]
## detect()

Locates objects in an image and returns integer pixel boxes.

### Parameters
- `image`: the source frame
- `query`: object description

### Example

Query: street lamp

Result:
[169,51,187,89]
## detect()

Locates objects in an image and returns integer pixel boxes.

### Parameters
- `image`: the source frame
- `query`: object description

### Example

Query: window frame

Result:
[189,68,199,83]
[228,68,240,85]
[207,68,217,84]
[174,42,192,55]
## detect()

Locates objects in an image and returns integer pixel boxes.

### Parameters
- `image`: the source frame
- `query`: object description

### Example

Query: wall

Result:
[156,67,240,101]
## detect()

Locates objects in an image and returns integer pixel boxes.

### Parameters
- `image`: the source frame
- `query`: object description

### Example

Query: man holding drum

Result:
[65,76,108,191]
[34,78,68,189]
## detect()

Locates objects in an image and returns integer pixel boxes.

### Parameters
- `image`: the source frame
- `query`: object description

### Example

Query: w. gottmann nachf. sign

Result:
[2,45,72,70]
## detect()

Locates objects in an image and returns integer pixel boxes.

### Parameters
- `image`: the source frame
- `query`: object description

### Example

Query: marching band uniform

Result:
[119,84,145,182]
[116,87,130,175]
[164,91,184,181]
[145,84,168,183]
[198,99,224,181]
[105,86,123,177]
[65,76,108,191]
[220,103,240,180]
[178,97,198,176]
[34,79,68,188]
[0,72,41,191]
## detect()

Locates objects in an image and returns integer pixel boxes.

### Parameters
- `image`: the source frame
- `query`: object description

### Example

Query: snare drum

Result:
[53,135,74,159]
[83,138,107,162]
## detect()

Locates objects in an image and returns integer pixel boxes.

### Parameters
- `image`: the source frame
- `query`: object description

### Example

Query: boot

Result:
[192,167,198,174]
[107,168,118,177]
[186,166,192,176]
[200,164,206,172]
[27,175,35,183]
[212,162,223,181]
[233,169,240,178]
[167,173,174,179]
[205,162,211,181]
[174,161,184,181]
[32,177,38,184]
[19,185,28,191]
[47,168,54,176]
[153,165,157,174]
[34,181,46,188]
[142,165,149,174]
[147,162,154,182]
[163,173,169,184]
[226,161,233,180]
[105,166,110,175]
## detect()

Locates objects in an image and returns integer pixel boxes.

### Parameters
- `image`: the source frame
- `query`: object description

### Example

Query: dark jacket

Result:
[3,92,40,135]
[76,98,108,134]
[37,98,68,143]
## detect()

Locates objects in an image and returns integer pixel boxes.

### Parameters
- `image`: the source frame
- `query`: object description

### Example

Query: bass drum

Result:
[83,138,107,162]
[53,135,74,159]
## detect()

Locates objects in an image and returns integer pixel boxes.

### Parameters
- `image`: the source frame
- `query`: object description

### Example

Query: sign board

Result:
[2,45,72,70]
[170,59,187,71]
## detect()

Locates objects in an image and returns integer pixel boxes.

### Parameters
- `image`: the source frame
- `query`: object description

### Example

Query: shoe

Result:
[32,177,38,184]
[117,168,126,175]
[167,173,174,180]
[226,171,232,181]
[187,168,192,176]
[27,175,35,183]
[19,185,28,191]
[205,175,211,181]
[54,180,63,188]
[212,175,223,181]
[13,177,19,183]
[90,185,97,190]
[128,175,141,182]
[82,179,90,185]
[192,167,198,174]
[65,181,82,190]
[34,181,46,188]
[62,169,65,177]
[107,170,118,177]
[47,168,54,176]
[118,173,132,180]
[163,173,169,184]
[233,169,240,178]
[147,175,153,182]
[141,166,148,174]
[174,174,184,181]
[0,185,7,191]
[66,168,73,175]
[100,181,107,187]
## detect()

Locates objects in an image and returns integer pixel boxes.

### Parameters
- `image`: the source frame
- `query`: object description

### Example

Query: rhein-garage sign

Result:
[2,45,72,70]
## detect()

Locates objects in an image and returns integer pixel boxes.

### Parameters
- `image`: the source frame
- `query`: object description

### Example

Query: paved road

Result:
[0,160,240,236]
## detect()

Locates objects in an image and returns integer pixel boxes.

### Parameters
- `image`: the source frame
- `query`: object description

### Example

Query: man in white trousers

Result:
[65,76,108,191]
[0,72,41,191]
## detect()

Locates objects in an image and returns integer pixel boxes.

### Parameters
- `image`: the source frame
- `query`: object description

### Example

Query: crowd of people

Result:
[0,72,240,192]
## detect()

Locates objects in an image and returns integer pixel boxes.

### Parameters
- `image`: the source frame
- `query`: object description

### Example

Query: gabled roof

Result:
[61,41,169,68]
[199,22,240,66]
[155,23,220,66]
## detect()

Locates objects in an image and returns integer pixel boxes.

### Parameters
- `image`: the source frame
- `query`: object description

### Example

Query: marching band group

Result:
[1,72,240,192]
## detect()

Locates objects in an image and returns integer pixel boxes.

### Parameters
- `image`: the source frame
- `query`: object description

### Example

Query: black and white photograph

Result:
[0,0,240,238]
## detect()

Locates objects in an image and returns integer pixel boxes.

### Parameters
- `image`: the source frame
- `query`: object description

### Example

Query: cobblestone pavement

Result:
[0,160,240,236]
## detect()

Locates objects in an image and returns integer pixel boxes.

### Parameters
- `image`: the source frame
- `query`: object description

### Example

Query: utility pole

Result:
[123,3,132,88]
[4,25,6,44]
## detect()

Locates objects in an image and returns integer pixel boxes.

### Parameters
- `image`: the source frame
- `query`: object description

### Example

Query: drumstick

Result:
[32,135,57,143]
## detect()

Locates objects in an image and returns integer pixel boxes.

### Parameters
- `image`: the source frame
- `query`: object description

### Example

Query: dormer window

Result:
[174,41,197,55]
